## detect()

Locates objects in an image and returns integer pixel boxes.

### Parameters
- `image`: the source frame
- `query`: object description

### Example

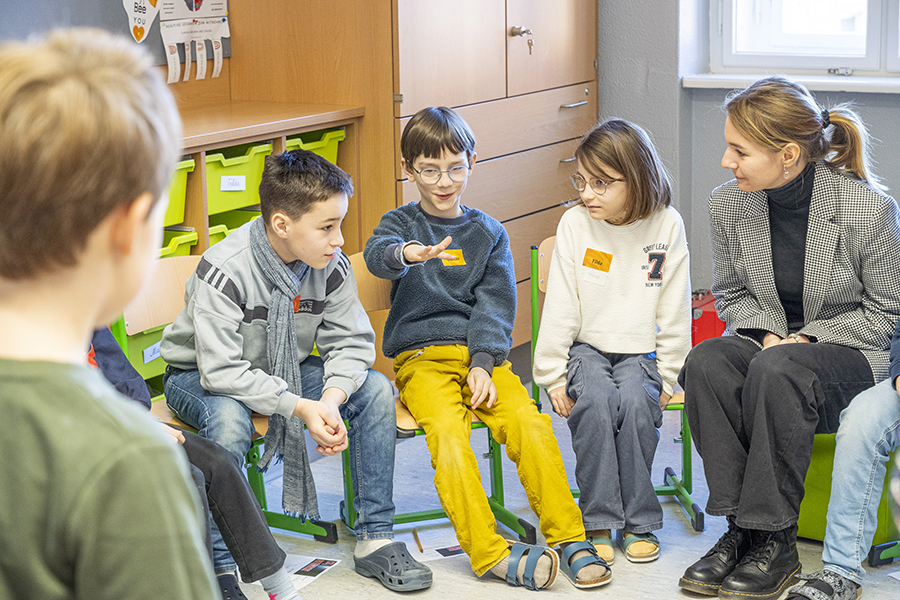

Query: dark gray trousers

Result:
[678,336,873,531]
[182,433,287,582]
[564,343,664,532]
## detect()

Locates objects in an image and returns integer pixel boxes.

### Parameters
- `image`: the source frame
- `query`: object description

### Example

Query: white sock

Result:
[354,538,393,558]
[260,567,301,600]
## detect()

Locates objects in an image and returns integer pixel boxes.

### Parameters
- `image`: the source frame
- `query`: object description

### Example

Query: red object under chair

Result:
[691,291,726,347]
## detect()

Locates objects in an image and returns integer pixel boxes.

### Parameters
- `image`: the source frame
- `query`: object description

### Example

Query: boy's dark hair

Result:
[400,106,476,168]
[258,149,354,224]
[575,118,672,225]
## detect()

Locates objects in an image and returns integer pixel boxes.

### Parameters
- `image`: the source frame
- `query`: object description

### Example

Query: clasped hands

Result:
[762,332,810,349]
[294,387,348,456]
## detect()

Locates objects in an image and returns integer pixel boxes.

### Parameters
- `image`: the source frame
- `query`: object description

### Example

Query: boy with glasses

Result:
[364,106,610,590]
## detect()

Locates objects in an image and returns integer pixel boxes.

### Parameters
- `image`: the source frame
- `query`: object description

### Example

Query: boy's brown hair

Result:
[575,118,672,225]
[400,106,476,168]
[258,149,354,225]
[0,28,182,280]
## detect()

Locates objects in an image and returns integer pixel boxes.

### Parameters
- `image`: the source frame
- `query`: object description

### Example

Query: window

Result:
[712,0,900,74]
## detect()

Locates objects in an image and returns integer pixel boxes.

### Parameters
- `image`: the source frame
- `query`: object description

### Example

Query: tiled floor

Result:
[238,390,900,599]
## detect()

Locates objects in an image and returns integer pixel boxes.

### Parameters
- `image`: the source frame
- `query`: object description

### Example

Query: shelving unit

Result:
[173,102,363,254]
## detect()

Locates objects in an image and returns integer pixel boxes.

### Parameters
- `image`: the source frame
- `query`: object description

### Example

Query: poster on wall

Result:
[122,0,161,43]
[120,0,230,82]
[160,0,228,21]
[159,17,230,83]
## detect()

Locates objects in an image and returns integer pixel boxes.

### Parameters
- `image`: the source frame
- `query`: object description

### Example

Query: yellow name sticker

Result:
[441,249,466,266]
[582,248,613,285]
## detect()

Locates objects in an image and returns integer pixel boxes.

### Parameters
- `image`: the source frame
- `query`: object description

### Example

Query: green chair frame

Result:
[114,254,339,542]
[530,240,704,531]
[337,251,538,544]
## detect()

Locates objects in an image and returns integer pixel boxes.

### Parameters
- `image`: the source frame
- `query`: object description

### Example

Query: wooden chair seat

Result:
[149,397,270,440]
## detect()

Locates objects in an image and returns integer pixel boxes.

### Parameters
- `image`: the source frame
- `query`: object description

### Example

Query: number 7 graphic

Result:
[648,252,666,280]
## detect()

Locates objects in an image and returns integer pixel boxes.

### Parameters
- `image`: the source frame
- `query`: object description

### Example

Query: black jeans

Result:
[182,433,286,582]
[678,336,873,531]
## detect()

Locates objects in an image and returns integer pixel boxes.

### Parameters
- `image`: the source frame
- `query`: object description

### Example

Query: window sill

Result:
[682,73,900,94]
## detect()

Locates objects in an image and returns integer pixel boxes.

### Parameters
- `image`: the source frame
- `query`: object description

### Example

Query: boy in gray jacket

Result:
[161,149,431,593]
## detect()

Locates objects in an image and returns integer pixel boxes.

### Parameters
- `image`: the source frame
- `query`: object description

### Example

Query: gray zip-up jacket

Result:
[160,222,375,417]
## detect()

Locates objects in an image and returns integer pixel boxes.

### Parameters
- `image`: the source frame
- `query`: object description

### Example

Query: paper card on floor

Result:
[393,523,465,563]
[889,570,900,582]
[241,555,340,591]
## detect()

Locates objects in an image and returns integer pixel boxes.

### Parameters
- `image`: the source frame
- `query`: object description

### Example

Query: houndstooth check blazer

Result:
[709,161,900,381]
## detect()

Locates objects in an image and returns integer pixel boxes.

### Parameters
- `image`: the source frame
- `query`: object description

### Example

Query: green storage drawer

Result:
[163,158,195,227]
[285,128,345,164]
[209,207,261,231]
[159,229,198,258]
[208,223,230,246]
[123,324,169,381]
[206,143,272,215]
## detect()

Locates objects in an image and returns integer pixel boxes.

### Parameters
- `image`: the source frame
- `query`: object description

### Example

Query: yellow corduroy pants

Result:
[394,344,585,576]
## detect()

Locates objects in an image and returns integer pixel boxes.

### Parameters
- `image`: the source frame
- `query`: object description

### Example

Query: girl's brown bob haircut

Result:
[574,118,673,225]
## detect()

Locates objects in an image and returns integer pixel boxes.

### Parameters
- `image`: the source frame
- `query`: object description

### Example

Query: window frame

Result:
[888,0,900,71]
[711,0,899,74]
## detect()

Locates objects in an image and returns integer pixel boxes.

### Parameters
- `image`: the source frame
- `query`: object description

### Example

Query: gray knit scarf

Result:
[249,217,319,521]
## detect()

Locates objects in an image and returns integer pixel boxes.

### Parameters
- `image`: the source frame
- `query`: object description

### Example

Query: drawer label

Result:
[143,341,162,364]
[221,175,246,191]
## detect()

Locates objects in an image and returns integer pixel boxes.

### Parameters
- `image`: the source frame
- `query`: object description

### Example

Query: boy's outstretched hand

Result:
[403,236,456,263]
[467,367,497,410]
[294,392,348,456]
[549,386,575,418]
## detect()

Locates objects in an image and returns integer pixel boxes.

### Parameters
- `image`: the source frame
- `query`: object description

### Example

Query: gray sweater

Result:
[160,222,376,417]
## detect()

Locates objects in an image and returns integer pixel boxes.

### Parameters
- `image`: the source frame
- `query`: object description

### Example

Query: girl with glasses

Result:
[533,118,692,568]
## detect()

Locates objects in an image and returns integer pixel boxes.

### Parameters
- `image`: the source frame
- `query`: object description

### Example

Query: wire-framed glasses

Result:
[411,164,470,184]
[570,174,620,195]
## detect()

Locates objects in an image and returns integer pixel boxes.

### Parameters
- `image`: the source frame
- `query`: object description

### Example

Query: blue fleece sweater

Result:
[364,203,516,373]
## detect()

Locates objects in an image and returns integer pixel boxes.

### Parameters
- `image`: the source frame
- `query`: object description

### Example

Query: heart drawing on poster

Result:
[123,0,161,44]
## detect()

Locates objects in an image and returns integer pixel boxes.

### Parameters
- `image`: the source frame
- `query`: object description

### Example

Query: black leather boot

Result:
[718,525,801,600]
[678,517,751,595]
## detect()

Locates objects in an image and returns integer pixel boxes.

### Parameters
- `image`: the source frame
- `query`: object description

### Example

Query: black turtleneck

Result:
[766,161,815,332]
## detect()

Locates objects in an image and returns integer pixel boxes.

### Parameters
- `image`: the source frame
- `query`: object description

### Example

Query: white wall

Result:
[599,0,900,290]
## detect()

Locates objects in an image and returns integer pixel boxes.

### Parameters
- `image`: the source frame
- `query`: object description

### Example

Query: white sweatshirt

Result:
[533,204,692,395]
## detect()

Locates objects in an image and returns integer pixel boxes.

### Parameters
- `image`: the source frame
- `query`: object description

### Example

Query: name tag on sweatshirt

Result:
[582,248,612,286]
[441,249,466,266]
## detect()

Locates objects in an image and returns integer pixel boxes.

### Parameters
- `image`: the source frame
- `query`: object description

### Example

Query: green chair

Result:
[119,254,338,543]
[530,237,704,531]
[339,252,538,544]
[797,433,899,567]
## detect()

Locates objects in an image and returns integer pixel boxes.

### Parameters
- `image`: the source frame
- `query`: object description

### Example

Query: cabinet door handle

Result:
[559,157,576,163]
[560,100,588,109]
[510,26,533,36]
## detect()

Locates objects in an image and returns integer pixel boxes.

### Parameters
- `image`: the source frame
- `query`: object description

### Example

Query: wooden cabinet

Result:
[506,0,598,96]
[395,0,507,116]
[393,0,598,347]
[164,0,596,348]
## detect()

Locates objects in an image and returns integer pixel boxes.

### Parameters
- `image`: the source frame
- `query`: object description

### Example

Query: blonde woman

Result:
[678,76,900,600]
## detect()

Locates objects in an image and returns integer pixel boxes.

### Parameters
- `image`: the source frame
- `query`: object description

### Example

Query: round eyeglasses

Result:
[570,174,621,195]
[411,164,470,185]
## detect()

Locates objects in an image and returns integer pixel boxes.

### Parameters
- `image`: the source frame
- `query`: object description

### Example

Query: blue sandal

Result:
[505,541,559,590]
[558,540,612,589]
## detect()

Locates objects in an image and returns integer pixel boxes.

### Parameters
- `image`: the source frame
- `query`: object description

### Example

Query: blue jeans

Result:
[822,377,900,584]
[164,356,397,574]
[563,343,664,532]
